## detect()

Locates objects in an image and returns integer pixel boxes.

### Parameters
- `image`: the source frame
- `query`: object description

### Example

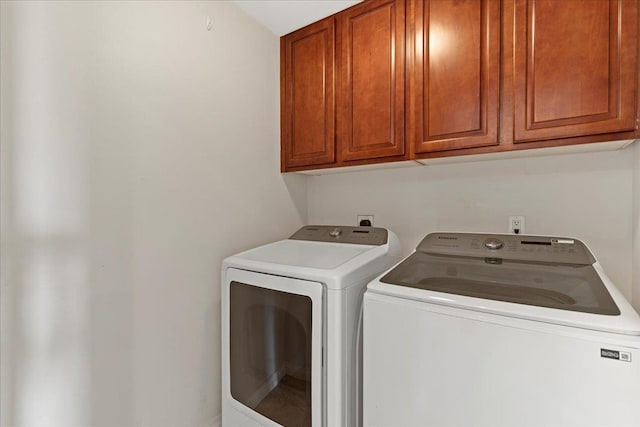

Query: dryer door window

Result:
[224,269,324,427]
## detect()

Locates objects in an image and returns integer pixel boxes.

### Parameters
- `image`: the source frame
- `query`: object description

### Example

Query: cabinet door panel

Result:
[338,0,405,162]
[513,0,638,143]
[411,0,500,153]
[282,19,335,169]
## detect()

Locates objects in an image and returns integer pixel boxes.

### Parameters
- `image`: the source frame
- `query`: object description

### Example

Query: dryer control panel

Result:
[290,225,388,246]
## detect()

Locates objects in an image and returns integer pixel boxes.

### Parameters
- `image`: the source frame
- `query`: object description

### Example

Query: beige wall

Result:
[0,1,305,426]
[308,148,636,302]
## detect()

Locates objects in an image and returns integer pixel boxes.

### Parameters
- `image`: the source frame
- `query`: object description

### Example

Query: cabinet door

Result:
[281,19,335,170]
[337,0,405,162]
[410,0,500,154]
[513,0,638,143]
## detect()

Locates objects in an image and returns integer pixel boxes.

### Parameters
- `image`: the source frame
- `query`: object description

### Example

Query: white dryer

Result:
[364,232,640,427]
[222,225,401,427]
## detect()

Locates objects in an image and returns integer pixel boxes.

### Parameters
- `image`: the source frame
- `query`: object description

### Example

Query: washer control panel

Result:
[416,232,595,265]
[290,225,388,246]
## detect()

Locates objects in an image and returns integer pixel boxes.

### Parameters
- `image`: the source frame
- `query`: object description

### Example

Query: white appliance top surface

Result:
[223,226,402,289]
[368,232,640,336]
[237,239,372,270]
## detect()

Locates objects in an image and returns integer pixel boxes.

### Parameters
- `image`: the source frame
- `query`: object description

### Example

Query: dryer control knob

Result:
[484,238,504,250]
[330,228,342,238]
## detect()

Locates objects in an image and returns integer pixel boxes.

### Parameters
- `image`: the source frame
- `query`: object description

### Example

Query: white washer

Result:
[364,232,640,427]
[222,225,401,427]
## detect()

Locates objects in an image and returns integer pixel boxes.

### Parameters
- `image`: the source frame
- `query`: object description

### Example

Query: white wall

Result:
[633,142,640,312]
[0,1,306,426]
[308,148,636,302]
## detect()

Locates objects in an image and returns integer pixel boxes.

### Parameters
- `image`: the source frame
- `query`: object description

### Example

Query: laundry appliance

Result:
[222,225,401,427]
[364,232,640,427]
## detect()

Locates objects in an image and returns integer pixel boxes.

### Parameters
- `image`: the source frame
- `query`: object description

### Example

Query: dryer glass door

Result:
[225,268,324,427]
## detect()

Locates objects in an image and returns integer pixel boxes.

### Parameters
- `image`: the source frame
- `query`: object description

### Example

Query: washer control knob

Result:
[484,238,504,250]
[329,228,342,238]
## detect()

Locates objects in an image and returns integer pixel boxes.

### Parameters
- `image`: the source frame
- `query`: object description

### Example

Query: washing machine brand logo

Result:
[601,348,631,362]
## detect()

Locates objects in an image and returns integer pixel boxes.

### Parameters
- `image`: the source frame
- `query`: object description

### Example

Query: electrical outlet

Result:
[509,216,525,234]
[357,215,374,227]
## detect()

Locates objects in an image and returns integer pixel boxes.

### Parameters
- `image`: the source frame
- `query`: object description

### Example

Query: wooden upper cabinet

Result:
[281,19,335,170]
[410,0,501,154]
[337,0,406,162]
[512,0,639,143]
[280,0,640,172]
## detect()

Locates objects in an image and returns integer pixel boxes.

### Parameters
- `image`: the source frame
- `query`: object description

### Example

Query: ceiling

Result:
[231,0,361,36]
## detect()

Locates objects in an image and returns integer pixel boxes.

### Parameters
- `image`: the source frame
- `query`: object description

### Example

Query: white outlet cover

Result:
[509,216,525,234]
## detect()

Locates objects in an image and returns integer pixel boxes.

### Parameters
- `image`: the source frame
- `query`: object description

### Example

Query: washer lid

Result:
[380,252,619,315]
[373,232,640,335]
